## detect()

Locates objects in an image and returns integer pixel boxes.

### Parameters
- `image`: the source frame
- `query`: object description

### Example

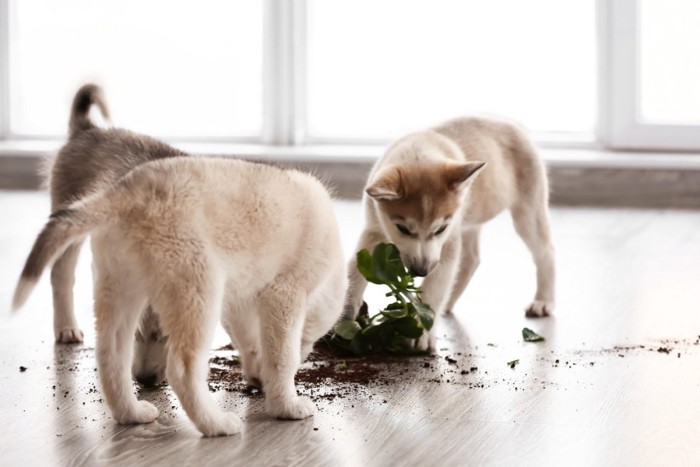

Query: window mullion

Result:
[263,0,306,145]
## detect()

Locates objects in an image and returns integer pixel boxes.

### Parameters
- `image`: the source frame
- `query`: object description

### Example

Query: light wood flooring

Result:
[1,191,700,466]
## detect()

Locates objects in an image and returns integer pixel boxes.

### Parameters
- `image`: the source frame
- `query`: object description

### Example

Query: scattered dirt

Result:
[202,334,700,401]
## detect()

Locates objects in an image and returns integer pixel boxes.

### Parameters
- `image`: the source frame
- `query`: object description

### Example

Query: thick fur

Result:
[13,157,347,437]
[345,117,555,351]
[47,84,182,385]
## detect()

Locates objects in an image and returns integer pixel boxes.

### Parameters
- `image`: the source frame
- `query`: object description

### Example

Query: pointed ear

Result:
[444,161,486,191]
[365,166,403,201]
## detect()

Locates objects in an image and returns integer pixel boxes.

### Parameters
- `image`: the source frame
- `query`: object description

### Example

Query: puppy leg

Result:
[94,277,157,424]
[445,227,481,313]
[511,203,556,317]
[158,277,243,437]
[344,229,385,319]
[50,242,84,343]
[415,236,461,351]
[258,283,314,420]
[221,295,262,388]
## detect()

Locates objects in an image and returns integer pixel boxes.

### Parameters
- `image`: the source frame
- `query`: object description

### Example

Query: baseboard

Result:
[3,147,700,209]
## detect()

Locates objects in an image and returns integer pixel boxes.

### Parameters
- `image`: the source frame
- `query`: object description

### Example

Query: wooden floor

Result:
[2,190,700,466]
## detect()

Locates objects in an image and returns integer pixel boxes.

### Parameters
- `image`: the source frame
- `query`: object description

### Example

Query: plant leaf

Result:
[349,334,365,355]
[414,301,435,330]
[371,243,406,286]
[381,305,409,319]
[392,316,423,339]
[522,327,545,342]
[335,320,362,340]
[356,249,379,283]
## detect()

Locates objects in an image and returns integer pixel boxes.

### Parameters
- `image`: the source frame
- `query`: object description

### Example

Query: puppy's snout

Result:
[408,258,437,277]
[409,266,429,277]
[136,373,159,388]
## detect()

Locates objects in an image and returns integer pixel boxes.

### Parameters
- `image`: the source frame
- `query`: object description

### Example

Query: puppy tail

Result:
[68,83,111,137]
[12,194,115,312]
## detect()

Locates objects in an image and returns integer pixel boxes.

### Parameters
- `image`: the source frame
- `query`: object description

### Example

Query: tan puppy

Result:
[345,117,555,350]
[46,84,181,385]
[13,157,346,437]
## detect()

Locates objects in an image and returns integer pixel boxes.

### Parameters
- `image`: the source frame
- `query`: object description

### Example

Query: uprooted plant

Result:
[329,243,435,355]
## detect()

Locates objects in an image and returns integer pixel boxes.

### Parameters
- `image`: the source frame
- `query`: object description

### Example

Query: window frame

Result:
[601,0,700,151]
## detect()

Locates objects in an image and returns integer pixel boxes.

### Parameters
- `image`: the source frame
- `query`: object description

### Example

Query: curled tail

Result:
[68,83,111,137]
[12,193,116,311]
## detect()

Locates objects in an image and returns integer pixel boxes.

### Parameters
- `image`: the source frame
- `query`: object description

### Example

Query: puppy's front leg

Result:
[415,235,461,351]
[344,229,385,319]
[258,283,314,420]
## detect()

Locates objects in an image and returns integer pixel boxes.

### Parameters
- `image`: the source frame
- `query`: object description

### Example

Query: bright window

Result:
[9,0,262,139]
[640,0,700,125]
[306,0,596,140]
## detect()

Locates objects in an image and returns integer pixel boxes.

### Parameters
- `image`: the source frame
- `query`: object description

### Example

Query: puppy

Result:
[345,117,555,350]
[13,156,346,437]
[46,84,182,385]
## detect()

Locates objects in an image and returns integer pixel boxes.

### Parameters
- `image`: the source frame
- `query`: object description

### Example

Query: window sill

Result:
[2,139,700,207]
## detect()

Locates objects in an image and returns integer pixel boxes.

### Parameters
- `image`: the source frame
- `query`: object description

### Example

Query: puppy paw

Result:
[267,395,315,420]
[198,412,244,437]
[525,300,554,317]
[116,400,159,424]
[56,327,84,344]
[413,331,436,353]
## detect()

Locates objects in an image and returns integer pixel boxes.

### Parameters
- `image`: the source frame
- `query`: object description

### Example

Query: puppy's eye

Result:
[396,224,412,236]
[434,225,448,235]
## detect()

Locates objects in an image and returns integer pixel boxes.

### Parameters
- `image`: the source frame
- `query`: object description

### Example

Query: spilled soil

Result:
[205,334,700,402]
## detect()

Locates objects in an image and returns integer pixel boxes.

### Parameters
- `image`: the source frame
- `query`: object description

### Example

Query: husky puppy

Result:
[46,84,183,385]
[13,156,346,437]
[345,117,555,350]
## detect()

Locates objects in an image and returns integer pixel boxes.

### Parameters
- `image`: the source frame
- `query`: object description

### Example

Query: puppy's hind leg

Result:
[50,242,84,343]
[156,272,243,437]
[258,282,314,420]
[511,202,556,317]
[94,275,157,424]
[221,295,262,388]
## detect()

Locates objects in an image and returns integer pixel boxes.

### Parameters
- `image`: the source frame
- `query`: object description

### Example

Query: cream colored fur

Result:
[13,157,347,437]
[345,117,555,351]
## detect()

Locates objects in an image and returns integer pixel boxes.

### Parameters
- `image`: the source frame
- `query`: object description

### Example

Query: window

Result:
[306,0,596,142]
[1,1,699,152]
[7,0,262,139]
[605,0,700,150]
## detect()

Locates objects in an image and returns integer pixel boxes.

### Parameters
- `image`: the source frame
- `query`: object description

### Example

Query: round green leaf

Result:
[335,320,362,340]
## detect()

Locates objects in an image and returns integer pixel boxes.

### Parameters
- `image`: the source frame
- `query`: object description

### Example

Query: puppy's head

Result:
[366,160,485,276]
[132,308,168,387]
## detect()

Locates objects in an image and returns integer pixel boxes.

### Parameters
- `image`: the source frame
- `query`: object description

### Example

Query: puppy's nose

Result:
[410,266,428,277]
[136,373,158,387]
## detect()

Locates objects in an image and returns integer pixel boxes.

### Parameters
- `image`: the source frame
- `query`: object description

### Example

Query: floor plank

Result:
[1,191,700,466]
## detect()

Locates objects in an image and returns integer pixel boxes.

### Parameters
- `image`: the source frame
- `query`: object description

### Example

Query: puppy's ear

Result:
[366,166,403,201]
[444,161,486,191]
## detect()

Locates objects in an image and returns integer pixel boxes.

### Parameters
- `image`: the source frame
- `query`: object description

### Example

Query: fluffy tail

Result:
[12,194,115,311]
[68,83,111,137]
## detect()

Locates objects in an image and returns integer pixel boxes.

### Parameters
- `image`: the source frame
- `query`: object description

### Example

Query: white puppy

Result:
[13,157,347,437]
[345,117,555,350]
